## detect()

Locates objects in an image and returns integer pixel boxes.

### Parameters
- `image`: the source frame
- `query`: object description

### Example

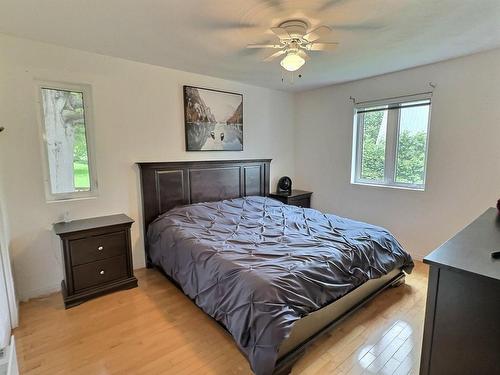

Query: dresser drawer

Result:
[72,255,128,291]
[69,231,127,266]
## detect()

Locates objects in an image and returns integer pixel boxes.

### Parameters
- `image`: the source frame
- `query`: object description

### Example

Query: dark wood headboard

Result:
[137,159,271,267]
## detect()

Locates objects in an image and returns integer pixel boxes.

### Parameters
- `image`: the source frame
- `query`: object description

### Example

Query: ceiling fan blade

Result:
[307,42,339,51]
[297,50,310,61]
[317,0,350,12]
[264,0,283,9]
[201,20,257,31]
[263,50,286,62]
[270,27,291,40]
[303,26,332,42]
[247,44,282,49]
[333,22,384,31]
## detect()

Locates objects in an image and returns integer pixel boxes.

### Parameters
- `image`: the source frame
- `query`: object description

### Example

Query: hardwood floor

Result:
[15,261,428,375]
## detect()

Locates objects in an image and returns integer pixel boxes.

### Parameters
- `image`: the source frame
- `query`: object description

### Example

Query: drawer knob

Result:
[97,246,104,251]
[99,270,105,275]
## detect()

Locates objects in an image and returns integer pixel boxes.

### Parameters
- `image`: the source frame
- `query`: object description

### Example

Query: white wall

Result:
[0,34,295,300]
[2,31,499,300]
[0,61,18,330]
[295,48,500,260]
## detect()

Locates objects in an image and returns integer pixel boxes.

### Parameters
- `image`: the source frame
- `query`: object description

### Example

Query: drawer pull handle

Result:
[97,246,104,251]
[99,270,105,275]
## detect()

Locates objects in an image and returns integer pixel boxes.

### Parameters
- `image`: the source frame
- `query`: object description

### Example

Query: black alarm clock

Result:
[277,176,292,195]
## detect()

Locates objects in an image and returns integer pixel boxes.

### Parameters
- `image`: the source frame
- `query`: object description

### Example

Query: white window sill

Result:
[46,195,98,204]
[351,181,425,192]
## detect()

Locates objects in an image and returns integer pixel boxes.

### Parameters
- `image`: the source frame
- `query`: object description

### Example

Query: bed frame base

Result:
[154,265,404,375]
[273,272,405,375]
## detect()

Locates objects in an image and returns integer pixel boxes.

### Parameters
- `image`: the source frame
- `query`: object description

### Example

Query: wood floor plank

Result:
[15,262,428,374]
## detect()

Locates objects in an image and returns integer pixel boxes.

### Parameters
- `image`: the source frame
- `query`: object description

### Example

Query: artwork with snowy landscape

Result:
[184,86,243,151]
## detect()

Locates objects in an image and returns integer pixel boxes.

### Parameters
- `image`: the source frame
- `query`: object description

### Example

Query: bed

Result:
[138,159,414,375]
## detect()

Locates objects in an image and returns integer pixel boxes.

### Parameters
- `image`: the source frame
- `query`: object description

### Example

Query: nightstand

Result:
[268,190,312,208]
[54,214,138,308]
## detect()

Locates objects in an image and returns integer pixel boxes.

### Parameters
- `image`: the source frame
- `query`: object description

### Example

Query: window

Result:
[352,94,431,190]
[37,82,97,201]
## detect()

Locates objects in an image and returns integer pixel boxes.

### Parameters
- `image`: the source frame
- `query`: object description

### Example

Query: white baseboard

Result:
[411,254,424,262]
[19,284,61,302]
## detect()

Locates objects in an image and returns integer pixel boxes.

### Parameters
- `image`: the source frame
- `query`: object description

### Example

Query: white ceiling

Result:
[1,0,499,91]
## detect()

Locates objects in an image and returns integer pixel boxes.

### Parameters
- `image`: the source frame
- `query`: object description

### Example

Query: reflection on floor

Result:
[15,262,428,375]
[292,261,428,375]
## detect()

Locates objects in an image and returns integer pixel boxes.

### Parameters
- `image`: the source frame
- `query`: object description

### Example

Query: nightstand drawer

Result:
[69,231,127,266]
[289,197,310,208]
[268,190,312,209]
[73,255,128,291]
[55,214,137,308]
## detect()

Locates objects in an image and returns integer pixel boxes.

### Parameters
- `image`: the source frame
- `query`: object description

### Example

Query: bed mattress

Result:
[147,196,414,375]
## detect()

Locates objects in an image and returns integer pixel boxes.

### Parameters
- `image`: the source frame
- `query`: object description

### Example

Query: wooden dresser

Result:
[54,214,138,308]
[420,208,500,375]
[268,190,312,208]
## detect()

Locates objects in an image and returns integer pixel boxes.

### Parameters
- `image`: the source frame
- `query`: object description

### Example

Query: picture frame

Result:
[183,85,243,151]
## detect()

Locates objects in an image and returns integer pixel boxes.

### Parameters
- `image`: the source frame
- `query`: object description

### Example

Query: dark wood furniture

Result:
[268,190,312,208]
[420,208,500,375]
[138,159,271,268]
[54,214,138,309]
[137,159,405,375]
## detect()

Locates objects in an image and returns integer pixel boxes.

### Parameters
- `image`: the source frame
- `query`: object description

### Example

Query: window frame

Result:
[351,93,432,191]
[36,80,99,202]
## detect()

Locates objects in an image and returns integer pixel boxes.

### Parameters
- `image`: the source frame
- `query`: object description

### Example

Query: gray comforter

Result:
[147,196,413,375]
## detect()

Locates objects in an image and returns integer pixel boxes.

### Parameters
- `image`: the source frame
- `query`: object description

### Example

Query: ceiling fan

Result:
[247,20,338,72]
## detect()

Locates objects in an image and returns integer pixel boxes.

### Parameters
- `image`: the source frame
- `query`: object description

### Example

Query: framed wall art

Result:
[184,86,243,151]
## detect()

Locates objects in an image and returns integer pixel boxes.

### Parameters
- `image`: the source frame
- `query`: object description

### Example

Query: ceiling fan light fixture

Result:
[280,52,305,72]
